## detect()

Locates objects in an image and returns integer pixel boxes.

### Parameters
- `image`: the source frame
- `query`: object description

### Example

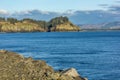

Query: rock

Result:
[48,16,80,32]
[0,50,7,53]
[0,50,87,80]
[60,68,88,80]
[84,78,88,80]
[0,16,80,32]
[61,68,79,77]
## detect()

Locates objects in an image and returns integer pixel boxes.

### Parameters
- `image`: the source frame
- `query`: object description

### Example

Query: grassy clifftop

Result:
[0,16,80,32]
[0,22,44,32]
[48,17,80,32]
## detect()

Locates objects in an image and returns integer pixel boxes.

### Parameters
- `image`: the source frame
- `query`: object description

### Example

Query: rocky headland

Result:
[0,50,87,80]
[0,16,80,32]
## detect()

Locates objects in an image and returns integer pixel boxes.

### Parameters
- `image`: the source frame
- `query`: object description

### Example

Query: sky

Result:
[0,0,120,13]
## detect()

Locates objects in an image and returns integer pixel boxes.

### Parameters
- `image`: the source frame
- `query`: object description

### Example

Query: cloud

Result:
[99,4,109,7]
[0,9,8,14]
[109,5,120,12]
[115,0,120,3]
[98,4,109,9]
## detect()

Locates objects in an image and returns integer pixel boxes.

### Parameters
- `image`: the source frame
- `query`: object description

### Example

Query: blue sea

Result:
[0,31,120,80]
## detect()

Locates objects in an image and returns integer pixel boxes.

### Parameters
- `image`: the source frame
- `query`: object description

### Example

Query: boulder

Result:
[0,49,7,53]
[60,68,88,80]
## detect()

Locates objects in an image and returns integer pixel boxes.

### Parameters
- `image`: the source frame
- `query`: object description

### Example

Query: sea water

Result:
[0,31,120,80]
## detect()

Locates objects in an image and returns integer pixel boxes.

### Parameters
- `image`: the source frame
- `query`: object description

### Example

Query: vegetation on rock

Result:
[0,16,80,32]
[48,17,80,32]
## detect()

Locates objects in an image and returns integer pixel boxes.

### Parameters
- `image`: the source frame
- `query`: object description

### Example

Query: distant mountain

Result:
[69,10,120,24]
[79,21,120,30]
[0,10,120,24]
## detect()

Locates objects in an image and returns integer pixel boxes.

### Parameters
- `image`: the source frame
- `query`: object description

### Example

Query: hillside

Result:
[79,21,120,30]
[0,22,45,32]
[0,17,80,32]
[47,17,80,32]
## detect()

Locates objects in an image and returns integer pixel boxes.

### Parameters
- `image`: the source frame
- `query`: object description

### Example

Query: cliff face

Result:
[0,16,80,32]
[0,50,86,80]
[50,22,80,32]
[0,22,45,32]
[48,16,80,32]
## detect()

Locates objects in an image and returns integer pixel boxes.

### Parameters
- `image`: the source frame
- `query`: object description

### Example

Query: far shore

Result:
[0,29,120,34]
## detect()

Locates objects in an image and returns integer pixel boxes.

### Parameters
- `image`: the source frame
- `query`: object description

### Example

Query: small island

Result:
[0,16,80,32]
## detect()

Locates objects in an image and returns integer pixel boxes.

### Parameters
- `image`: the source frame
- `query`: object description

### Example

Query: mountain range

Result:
[79,21,120,30]
[0,10,120,24]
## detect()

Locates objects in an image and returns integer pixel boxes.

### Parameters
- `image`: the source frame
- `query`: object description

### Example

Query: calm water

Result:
[0,31,120,80]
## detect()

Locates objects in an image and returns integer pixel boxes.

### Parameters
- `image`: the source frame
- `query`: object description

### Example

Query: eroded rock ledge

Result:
[0,50,87,80]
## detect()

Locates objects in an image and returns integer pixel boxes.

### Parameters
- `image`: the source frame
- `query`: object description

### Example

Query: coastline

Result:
[0,29,120,34]
[0,50,87,80]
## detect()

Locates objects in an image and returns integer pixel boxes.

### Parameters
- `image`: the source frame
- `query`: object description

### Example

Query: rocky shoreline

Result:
[0,50,87,80]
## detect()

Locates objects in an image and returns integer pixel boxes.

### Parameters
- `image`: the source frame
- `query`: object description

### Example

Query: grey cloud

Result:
[109,5,120,12]
[99,4,109,7]
[98,4,109,9]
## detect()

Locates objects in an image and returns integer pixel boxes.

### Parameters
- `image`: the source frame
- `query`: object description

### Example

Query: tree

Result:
[7,18,18,24]
[22,18,36,23]
[0,17,5,22]
[36,21,47,29]
[0,24,2,31]
[48,16,69,27]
